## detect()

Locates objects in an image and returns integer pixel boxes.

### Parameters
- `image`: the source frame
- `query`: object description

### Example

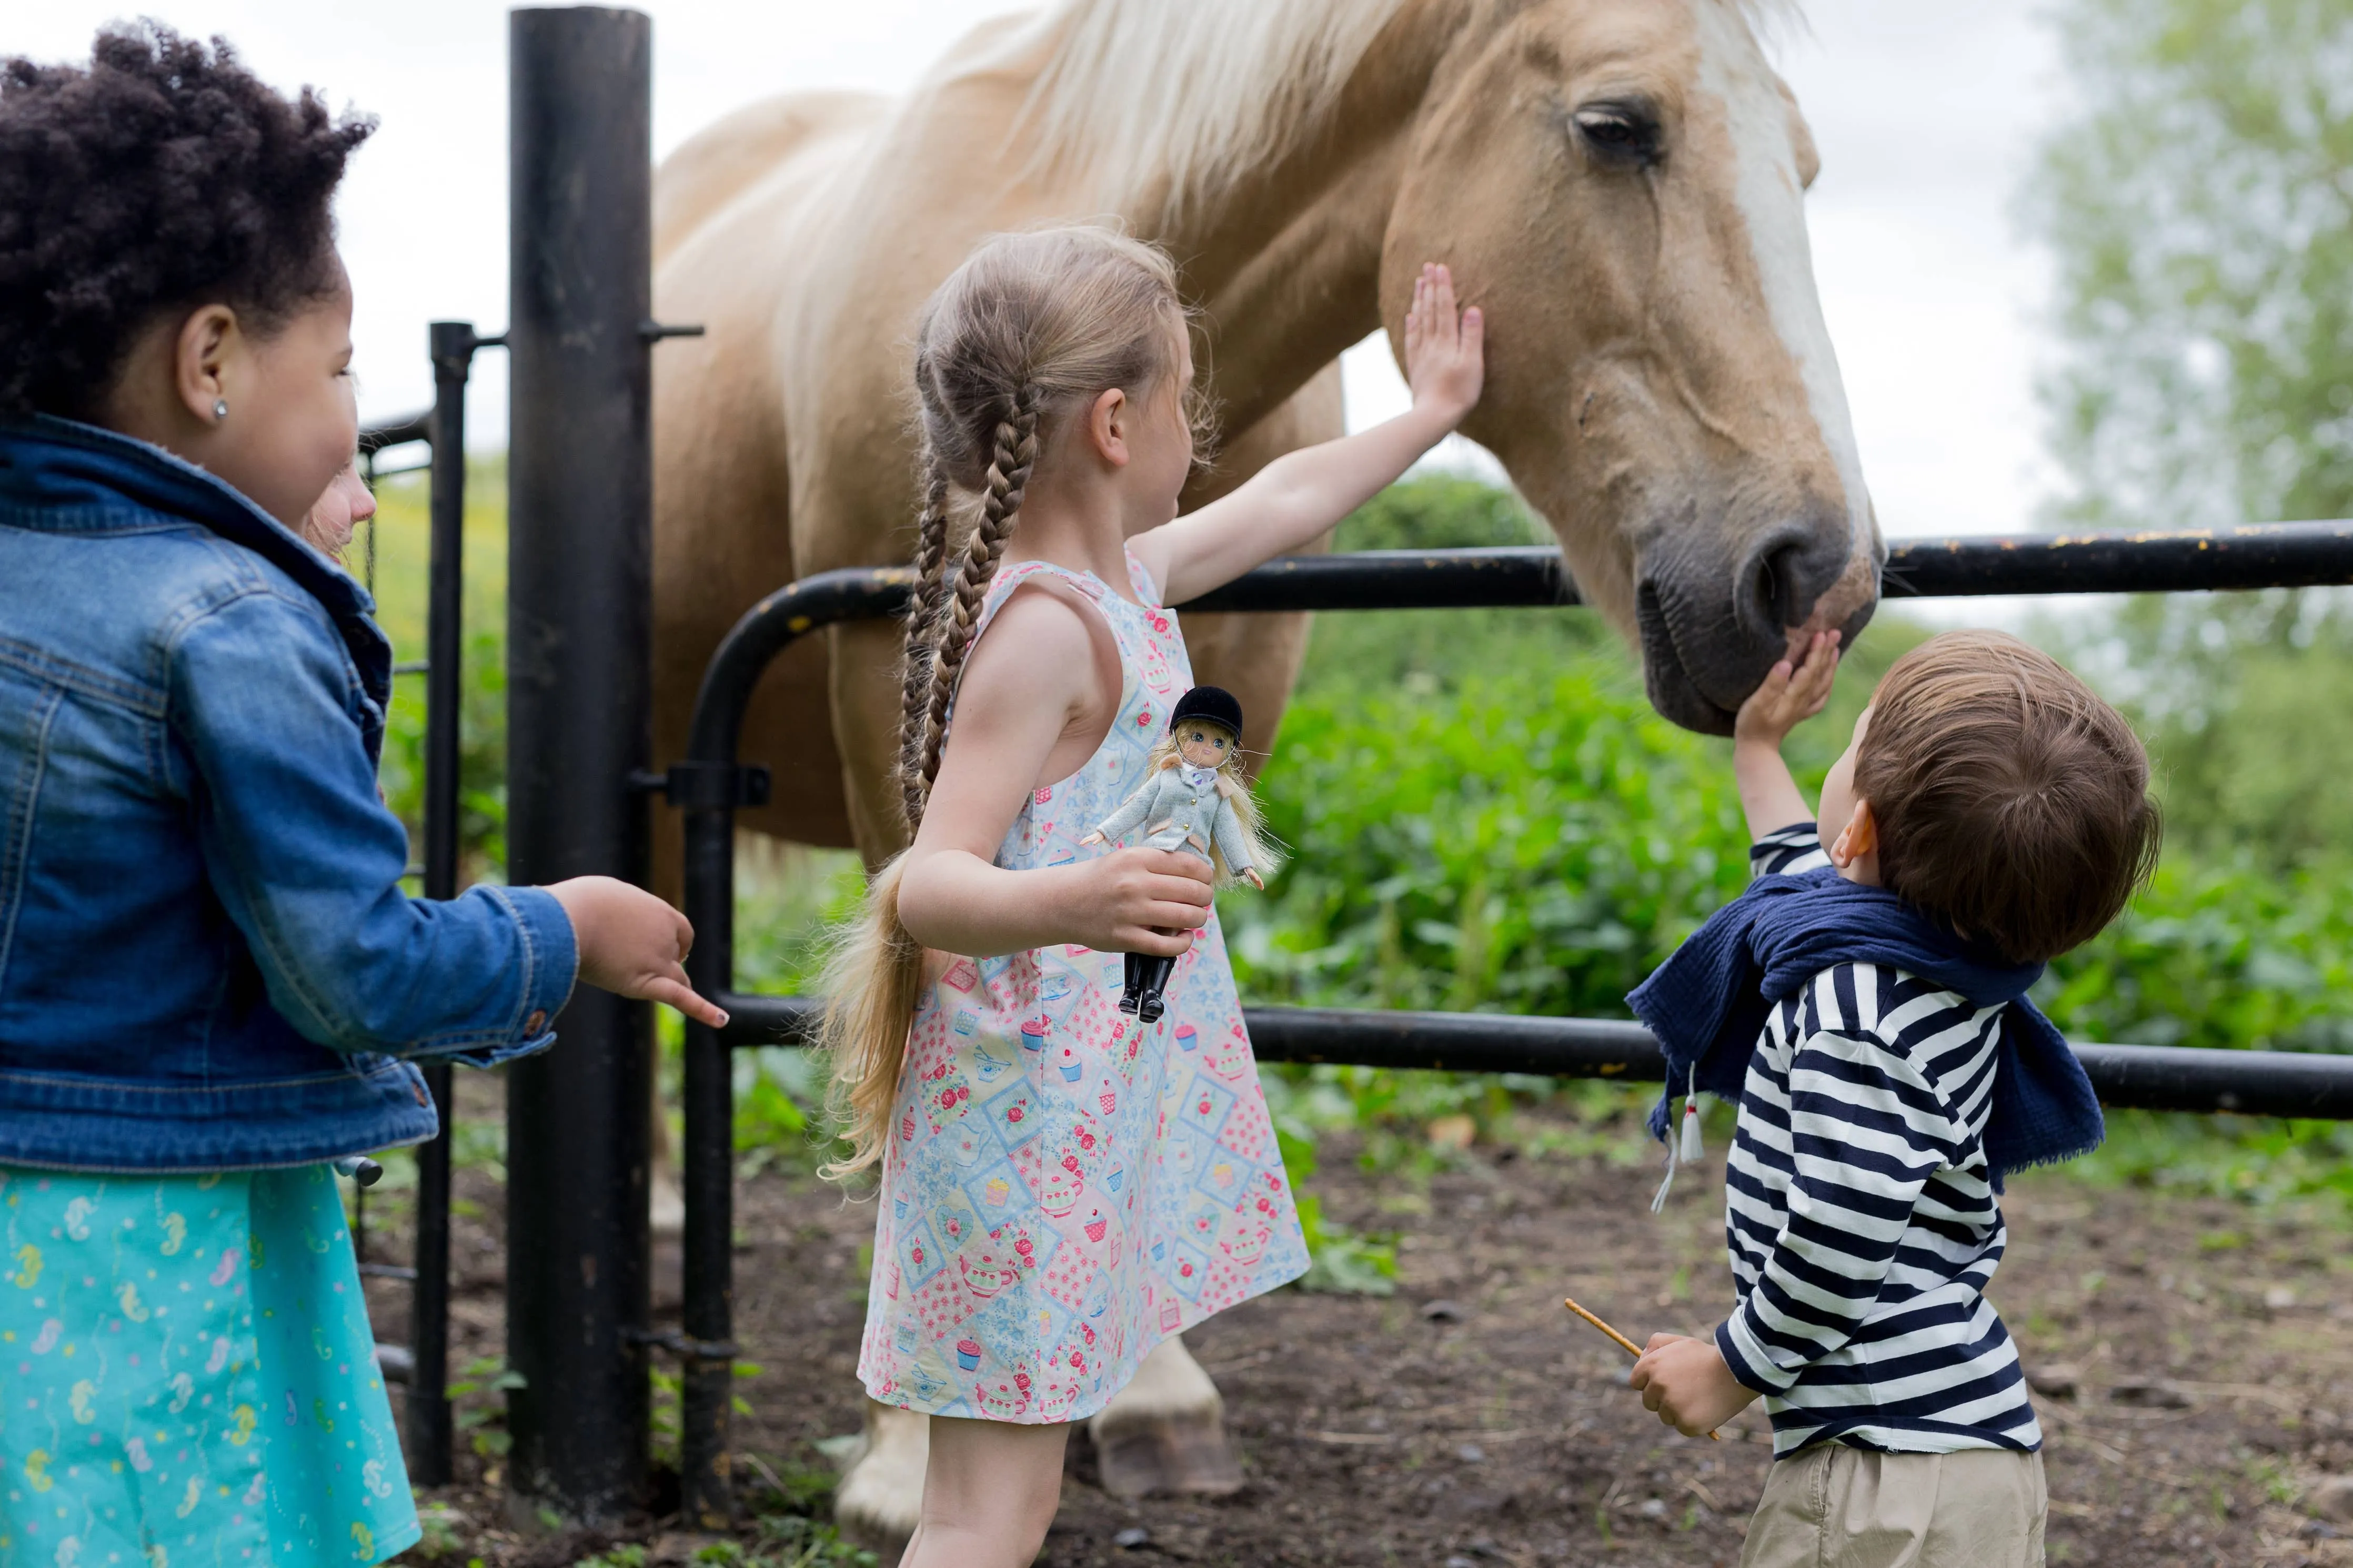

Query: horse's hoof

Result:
[1089,1406,1243,1499]
[832,1404,924,1557]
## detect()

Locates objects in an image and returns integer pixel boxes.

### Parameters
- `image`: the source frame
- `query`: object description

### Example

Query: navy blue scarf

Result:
[1626,866,2103,1183]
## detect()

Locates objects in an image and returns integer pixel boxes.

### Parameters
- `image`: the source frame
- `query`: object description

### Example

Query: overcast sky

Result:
[12,0,2067,541]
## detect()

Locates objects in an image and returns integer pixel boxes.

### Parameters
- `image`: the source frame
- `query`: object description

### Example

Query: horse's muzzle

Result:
[1635,514,1879,735]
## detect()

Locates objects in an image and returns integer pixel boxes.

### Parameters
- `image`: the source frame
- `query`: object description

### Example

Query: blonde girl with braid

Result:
[828,225,1484,1567]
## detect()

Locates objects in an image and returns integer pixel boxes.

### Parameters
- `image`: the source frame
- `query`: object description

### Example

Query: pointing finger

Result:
[646,974,728,1030]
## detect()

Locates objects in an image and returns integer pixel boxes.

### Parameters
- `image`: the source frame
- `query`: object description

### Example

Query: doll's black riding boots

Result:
[1120,953,1178,1023]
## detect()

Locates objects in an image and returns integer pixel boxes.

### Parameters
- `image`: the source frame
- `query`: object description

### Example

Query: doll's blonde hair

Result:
[1143,723,1282,887]
[819,224,1202,1179]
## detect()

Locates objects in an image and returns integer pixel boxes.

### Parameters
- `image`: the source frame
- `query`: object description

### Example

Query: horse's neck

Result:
[1162,0,1482,436]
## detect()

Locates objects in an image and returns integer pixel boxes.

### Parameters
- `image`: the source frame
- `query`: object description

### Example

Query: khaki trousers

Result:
[1741,1446,2047,1568]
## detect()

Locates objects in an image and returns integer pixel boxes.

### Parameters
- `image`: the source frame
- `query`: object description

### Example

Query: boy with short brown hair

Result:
[1627,628,2160,1568]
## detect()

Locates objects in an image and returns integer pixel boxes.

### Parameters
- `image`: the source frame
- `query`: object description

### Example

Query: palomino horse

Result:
[649,0,1878,1546]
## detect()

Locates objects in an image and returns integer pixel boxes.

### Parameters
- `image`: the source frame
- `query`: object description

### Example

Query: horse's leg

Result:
[832,1400,930,1556]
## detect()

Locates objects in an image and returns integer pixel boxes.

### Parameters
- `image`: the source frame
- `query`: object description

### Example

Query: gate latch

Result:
[626,762,772,811]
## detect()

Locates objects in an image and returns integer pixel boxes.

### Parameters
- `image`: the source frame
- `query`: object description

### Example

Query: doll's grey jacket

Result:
[1093,765,1255,873]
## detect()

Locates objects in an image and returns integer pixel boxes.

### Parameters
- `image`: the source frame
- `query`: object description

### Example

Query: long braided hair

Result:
[822,225,1194,1178]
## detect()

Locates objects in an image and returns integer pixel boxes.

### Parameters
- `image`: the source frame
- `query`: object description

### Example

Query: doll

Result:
[1080,685,1274,1021]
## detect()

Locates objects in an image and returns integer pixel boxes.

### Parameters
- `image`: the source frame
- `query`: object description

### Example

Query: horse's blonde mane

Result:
[943,0,1414,219]
[940,0,1807,220]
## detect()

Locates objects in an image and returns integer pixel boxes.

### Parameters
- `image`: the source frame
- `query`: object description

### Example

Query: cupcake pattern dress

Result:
[0,1165,417,1568]
[857,552,1309,1424]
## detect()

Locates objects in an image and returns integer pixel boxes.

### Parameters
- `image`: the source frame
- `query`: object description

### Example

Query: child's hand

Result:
[1628,1333,1758,1438]
[548,876,729,1029]
[1073,848,1213,955]
[1734,629,1841,751]
[1403,262,1484,424]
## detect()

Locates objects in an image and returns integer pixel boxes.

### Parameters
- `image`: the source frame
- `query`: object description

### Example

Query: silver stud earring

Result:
[212,398,228,421]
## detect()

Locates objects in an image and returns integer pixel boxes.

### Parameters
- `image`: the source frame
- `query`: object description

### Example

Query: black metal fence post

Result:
[403,320,490,1488]
[503,5,657,1524]
[678,764,739,1523]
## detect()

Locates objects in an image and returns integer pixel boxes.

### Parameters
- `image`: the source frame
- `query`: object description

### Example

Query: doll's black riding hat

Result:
[1170,685,1244,736]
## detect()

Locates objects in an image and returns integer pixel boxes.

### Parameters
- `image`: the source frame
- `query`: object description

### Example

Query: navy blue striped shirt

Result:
[1714,824,2039,1458]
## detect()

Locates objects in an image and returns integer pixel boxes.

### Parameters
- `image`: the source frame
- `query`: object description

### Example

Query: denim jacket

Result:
[0,416,577,1172]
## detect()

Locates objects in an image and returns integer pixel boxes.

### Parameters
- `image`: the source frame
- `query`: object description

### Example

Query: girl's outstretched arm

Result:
[1132,264,1485,606]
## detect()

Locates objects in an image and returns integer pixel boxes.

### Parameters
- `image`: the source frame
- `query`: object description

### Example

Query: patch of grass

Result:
[1292,1194,1399,1296]
[734,1453,879,1567]
[445,1355,525,1460]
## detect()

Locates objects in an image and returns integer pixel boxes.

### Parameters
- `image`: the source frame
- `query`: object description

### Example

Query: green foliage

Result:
[411,1503,467,1560]
[443,1355,525,1459]
[2024,0,2353,531]
[734,847,866,996]
[2042,850,2353,1051]
[1290,1193,1399,1295]
[1300,475,1611,706]
[1232,599,1933,1016]
[577,1547,647,1568]
[1329,472,1549,551]
[1230,665,1745,1015]
[363,461,512,884]
[727,1456,880,1568]
[2042,590,2353,868]
[2068,1109,2353,1207]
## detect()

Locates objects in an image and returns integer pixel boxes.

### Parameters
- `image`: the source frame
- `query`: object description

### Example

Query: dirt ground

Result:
[373,1075,2353,1567]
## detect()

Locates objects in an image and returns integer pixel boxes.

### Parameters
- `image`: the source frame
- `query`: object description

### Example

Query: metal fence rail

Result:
[660,519,2353,1521]
[718,995,2353,1121]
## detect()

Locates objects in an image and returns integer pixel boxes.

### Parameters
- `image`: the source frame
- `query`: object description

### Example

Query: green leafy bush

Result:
[1229,664,1748,1016]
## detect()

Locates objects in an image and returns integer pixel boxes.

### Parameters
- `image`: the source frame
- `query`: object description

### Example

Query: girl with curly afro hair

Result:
[0,26,725,1563]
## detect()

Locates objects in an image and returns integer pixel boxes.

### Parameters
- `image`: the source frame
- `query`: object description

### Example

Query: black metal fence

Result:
[655,522,2353,1521]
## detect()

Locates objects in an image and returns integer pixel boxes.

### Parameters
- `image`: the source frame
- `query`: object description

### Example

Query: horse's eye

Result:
[1574,103,1662,167]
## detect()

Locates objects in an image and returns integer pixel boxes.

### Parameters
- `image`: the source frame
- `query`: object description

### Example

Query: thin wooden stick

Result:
[1563,1295,1722,1441]
[1561,1294,1644,1358]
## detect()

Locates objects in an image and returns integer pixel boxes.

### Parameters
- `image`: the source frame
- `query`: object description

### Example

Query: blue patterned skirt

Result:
[0,1164,418,1567]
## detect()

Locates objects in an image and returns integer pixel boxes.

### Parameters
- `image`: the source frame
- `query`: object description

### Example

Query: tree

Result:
[2024,0,2353,866]
[2025,0,2353,533]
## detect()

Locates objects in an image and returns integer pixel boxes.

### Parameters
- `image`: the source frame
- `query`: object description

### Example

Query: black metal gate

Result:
[657,521,2353,1522]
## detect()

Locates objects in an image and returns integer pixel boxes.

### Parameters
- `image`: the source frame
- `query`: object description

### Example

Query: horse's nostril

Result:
[1746,538,1809,632]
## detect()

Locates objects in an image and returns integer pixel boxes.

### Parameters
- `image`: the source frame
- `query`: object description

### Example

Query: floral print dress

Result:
[857,552,1309,1425]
